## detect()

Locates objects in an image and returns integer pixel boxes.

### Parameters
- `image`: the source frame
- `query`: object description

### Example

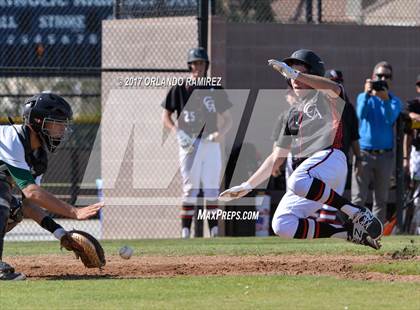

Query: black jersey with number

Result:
[161,84,232,138]
[340,99,360,158]
[276,90,344,163]
[408,98,420,150]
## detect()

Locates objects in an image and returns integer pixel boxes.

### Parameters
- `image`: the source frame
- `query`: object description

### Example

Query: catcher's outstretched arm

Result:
[22,184,102,220]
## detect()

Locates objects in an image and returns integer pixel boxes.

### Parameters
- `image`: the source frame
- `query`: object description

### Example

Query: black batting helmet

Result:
[187,47,209,64]
[282,49,325,77]
[187,47,210,72]
[23,92,73,153]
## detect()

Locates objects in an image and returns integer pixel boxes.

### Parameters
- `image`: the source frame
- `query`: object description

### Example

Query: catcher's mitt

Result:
[60,230,106,269]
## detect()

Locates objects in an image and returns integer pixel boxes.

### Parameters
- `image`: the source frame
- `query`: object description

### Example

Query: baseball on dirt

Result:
[119,245,133,259]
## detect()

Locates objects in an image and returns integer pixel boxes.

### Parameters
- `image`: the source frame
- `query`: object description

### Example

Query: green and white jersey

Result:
[0,125,37,189]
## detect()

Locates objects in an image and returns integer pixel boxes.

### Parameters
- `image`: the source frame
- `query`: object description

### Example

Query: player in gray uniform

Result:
[162,48,232,238]
[0,93,102,280]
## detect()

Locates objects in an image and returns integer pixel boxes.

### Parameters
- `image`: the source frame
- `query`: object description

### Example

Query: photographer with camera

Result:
[351,61,402,225]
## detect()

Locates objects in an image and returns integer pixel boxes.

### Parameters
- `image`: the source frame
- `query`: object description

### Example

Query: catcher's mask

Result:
[23,92,73,153]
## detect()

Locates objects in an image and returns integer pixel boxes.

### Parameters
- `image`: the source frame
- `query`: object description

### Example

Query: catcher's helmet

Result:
[282,49,325,77]
[23,92,73,153]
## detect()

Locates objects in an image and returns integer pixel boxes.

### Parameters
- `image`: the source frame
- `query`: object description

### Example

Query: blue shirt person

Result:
[357,90,401,150]
[352,61,402,224]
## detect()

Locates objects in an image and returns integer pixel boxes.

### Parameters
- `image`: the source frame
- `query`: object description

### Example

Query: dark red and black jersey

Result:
[161,84,232,138]
[340,98,360,158]
[276,88,345,161]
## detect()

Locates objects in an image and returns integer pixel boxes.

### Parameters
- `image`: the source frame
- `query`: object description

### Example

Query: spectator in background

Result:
[352,61,402,224]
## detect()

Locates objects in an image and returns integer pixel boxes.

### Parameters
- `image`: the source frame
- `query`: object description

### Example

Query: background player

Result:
[0,93,103,280]
[162,48,232,238]
[404,75,420,234]
[320,69,362,224]
[220,49,383,248]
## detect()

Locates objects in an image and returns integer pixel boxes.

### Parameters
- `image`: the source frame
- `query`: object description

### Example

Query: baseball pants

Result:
[179,139,222,204]
[272,149,347,238]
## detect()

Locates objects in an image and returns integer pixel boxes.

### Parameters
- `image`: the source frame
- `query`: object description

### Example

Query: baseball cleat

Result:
[0,261,15,273]
[363,235,382,250]
[210,226,219,238]
[0,271,26,281]
[347,231,382,250]
[351,207,383,240]
[181,227,190,239]
[0,262,26,280]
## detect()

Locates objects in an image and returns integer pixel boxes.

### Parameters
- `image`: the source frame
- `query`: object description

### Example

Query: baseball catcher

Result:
[0,92,104,280]
[220,49,383,249]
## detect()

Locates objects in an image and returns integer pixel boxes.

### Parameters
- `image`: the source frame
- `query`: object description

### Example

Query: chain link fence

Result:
[1,0,110,241]
[215,0,420,26]
[2,0,200,241]
[100,1,200,239]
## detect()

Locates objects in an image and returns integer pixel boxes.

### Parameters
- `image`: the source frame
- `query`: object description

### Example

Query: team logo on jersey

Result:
[303,102,322,120]
[203,96,216,113]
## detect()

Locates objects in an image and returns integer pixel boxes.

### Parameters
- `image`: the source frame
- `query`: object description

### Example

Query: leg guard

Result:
[0,178,12,260]
[0,205,9,260]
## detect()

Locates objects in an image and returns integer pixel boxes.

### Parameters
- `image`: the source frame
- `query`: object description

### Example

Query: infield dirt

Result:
[6,254,420,282]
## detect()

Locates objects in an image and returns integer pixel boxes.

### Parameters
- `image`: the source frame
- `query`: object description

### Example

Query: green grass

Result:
[0,275,419,309]
[1,236,419,309]
[4,235,420,257]
[355,260,420,276]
